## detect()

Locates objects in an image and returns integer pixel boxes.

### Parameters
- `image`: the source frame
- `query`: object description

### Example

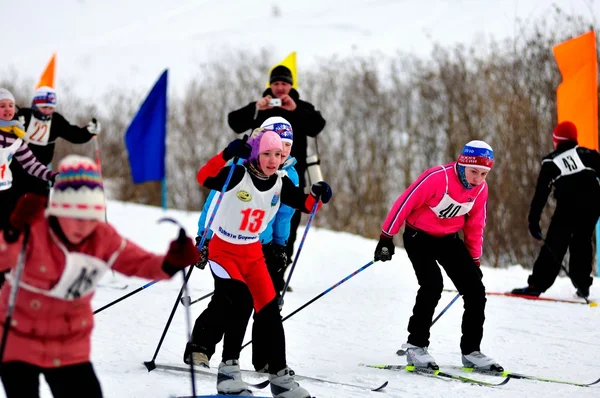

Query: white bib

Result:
[0,138,22,191]
[24,116,52,146]
[10,232,125,300]
[206,170,283,244]
[552,147,587,177]
[429,166,482,219]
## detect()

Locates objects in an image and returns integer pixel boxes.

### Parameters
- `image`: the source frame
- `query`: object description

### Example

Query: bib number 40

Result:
[240,208,266,233]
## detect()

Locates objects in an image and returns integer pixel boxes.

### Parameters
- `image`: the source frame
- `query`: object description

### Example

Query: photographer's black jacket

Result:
[529,141,600,224]
[227,88,326,188]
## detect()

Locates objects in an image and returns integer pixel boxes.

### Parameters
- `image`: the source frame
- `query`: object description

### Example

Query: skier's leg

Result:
[437,236,486,355]
[568,208,599,297]
[1,361,41,398]
[402,227,444,349]
[44,362,103,398]
[527,208,572,292]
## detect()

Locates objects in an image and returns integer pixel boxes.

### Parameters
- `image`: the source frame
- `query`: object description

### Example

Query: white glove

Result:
[87,118,101,135]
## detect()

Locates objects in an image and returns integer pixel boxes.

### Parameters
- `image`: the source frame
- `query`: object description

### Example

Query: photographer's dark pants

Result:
[1,361,103,398]
[403,226,486,355]
[528,205,599,293]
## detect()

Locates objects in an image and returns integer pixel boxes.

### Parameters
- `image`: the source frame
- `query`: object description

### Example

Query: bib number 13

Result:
[240,208,266,233]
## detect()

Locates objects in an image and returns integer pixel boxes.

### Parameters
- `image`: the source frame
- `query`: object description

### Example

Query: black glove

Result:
[223,138,251,161]
[271,244,288,271]
[310,181,333,204]
[374,233,395,262]
[528,222,542,241]
[194,236,210,269]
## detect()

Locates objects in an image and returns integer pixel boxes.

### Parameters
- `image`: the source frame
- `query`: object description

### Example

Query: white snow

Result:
[5,200,597,398]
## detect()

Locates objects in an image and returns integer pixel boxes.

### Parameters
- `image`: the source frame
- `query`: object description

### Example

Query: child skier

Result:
[0,155,199,398]
[185,117,298,372]
[374,140,503,372]
[196,131,332,397]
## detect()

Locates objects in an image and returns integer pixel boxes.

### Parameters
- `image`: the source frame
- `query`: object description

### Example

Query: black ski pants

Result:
[403,226,486,354]
[1,361,103,398]
[528,204,599,293]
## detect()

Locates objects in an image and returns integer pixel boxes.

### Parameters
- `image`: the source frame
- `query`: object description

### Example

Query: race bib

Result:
[552,148,586,177]
[25,116,52,145]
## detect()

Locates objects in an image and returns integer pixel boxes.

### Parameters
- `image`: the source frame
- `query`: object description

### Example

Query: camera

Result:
[268,98,282,107]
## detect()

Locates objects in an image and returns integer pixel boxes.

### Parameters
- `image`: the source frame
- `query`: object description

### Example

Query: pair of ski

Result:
[362,362,600,388]
[155,363,388,395]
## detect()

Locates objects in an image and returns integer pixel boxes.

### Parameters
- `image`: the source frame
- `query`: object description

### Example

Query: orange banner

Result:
[553,31,598,150]
[35,53,56,89]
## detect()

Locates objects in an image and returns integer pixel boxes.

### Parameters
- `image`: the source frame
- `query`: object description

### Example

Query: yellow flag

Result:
[266,52,297,89]
[553,31,598,150]
[35,53,56,89]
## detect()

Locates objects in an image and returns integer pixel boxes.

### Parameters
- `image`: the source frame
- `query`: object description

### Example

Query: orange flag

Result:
[553,31,598,150]
[35,53,56,89]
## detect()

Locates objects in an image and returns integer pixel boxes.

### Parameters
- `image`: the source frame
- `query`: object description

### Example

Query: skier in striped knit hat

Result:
[0,155,199,398]
[374,140,503,372]
[0,88,58,289]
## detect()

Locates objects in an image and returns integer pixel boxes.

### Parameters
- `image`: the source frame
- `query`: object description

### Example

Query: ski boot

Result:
[183,343,210,368]
[269,367,310,398]
[402,343,439,370]
[217,359,253,396]
[462,351,504,372]
[511,286,541,297]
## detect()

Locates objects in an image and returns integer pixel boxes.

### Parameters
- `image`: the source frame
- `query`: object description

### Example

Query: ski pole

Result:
[396,292,461,356]
[242,259,377,350]
[94,281,158,314]
[540,236,597,307]
[180,291,214,307]
[279,195,320,305]
[178,232,197,397]
[0,228,31,371]
[145,142,246,371]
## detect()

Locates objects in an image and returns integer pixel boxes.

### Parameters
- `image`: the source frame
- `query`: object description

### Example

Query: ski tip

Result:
[372,380,389,392]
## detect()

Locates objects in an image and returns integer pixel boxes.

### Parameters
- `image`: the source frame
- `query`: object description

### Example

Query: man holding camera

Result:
[228,65,326,274]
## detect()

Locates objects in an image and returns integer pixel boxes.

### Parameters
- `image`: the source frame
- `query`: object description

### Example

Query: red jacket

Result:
[0,217,171,368]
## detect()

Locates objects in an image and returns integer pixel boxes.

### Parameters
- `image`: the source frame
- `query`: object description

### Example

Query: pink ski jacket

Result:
[381,162,488,259]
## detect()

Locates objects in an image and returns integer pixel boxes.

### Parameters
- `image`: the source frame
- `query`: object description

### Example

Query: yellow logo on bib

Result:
[237,190,252,202]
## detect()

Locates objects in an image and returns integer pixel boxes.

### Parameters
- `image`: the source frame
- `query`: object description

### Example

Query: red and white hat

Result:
[46,155,105,221]
[553,121,578,147]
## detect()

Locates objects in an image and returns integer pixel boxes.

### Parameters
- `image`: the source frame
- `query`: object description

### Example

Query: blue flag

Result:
[125,70,168,184]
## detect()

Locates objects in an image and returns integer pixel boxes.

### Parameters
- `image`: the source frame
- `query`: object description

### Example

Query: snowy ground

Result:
[4,200,598,398]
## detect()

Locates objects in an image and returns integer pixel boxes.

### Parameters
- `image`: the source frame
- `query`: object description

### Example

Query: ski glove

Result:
[528,222,542,241]
[87,118,101,135]
[5,194,47,243]
[270,243,288,271]
[310,181,333,203]
[194,236,210,270]
[223,138,252,161]
[374,233,395,262]
[162,236,200,276]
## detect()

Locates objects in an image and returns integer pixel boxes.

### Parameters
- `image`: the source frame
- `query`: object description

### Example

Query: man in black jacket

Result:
[512,121,600,299]
[228,66,326,270]
[12,86,100,197]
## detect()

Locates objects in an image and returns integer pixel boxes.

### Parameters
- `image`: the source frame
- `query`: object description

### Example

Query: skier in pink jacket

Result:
[0,155,199,398]
[374,140,503,372]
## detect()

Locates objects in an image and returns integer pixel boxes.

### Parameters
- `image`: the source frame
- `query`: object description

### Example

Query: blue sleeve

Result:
[197,190,217,239]
[272,166,300,246]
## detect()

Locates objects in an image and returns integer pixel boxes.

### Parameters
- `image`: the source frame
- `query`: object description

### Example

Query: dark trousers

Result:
[1,361,103,398]
[189,274,286,372]
[284,210,302,268]
[403,226,486,354]
[529,205,599,292]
